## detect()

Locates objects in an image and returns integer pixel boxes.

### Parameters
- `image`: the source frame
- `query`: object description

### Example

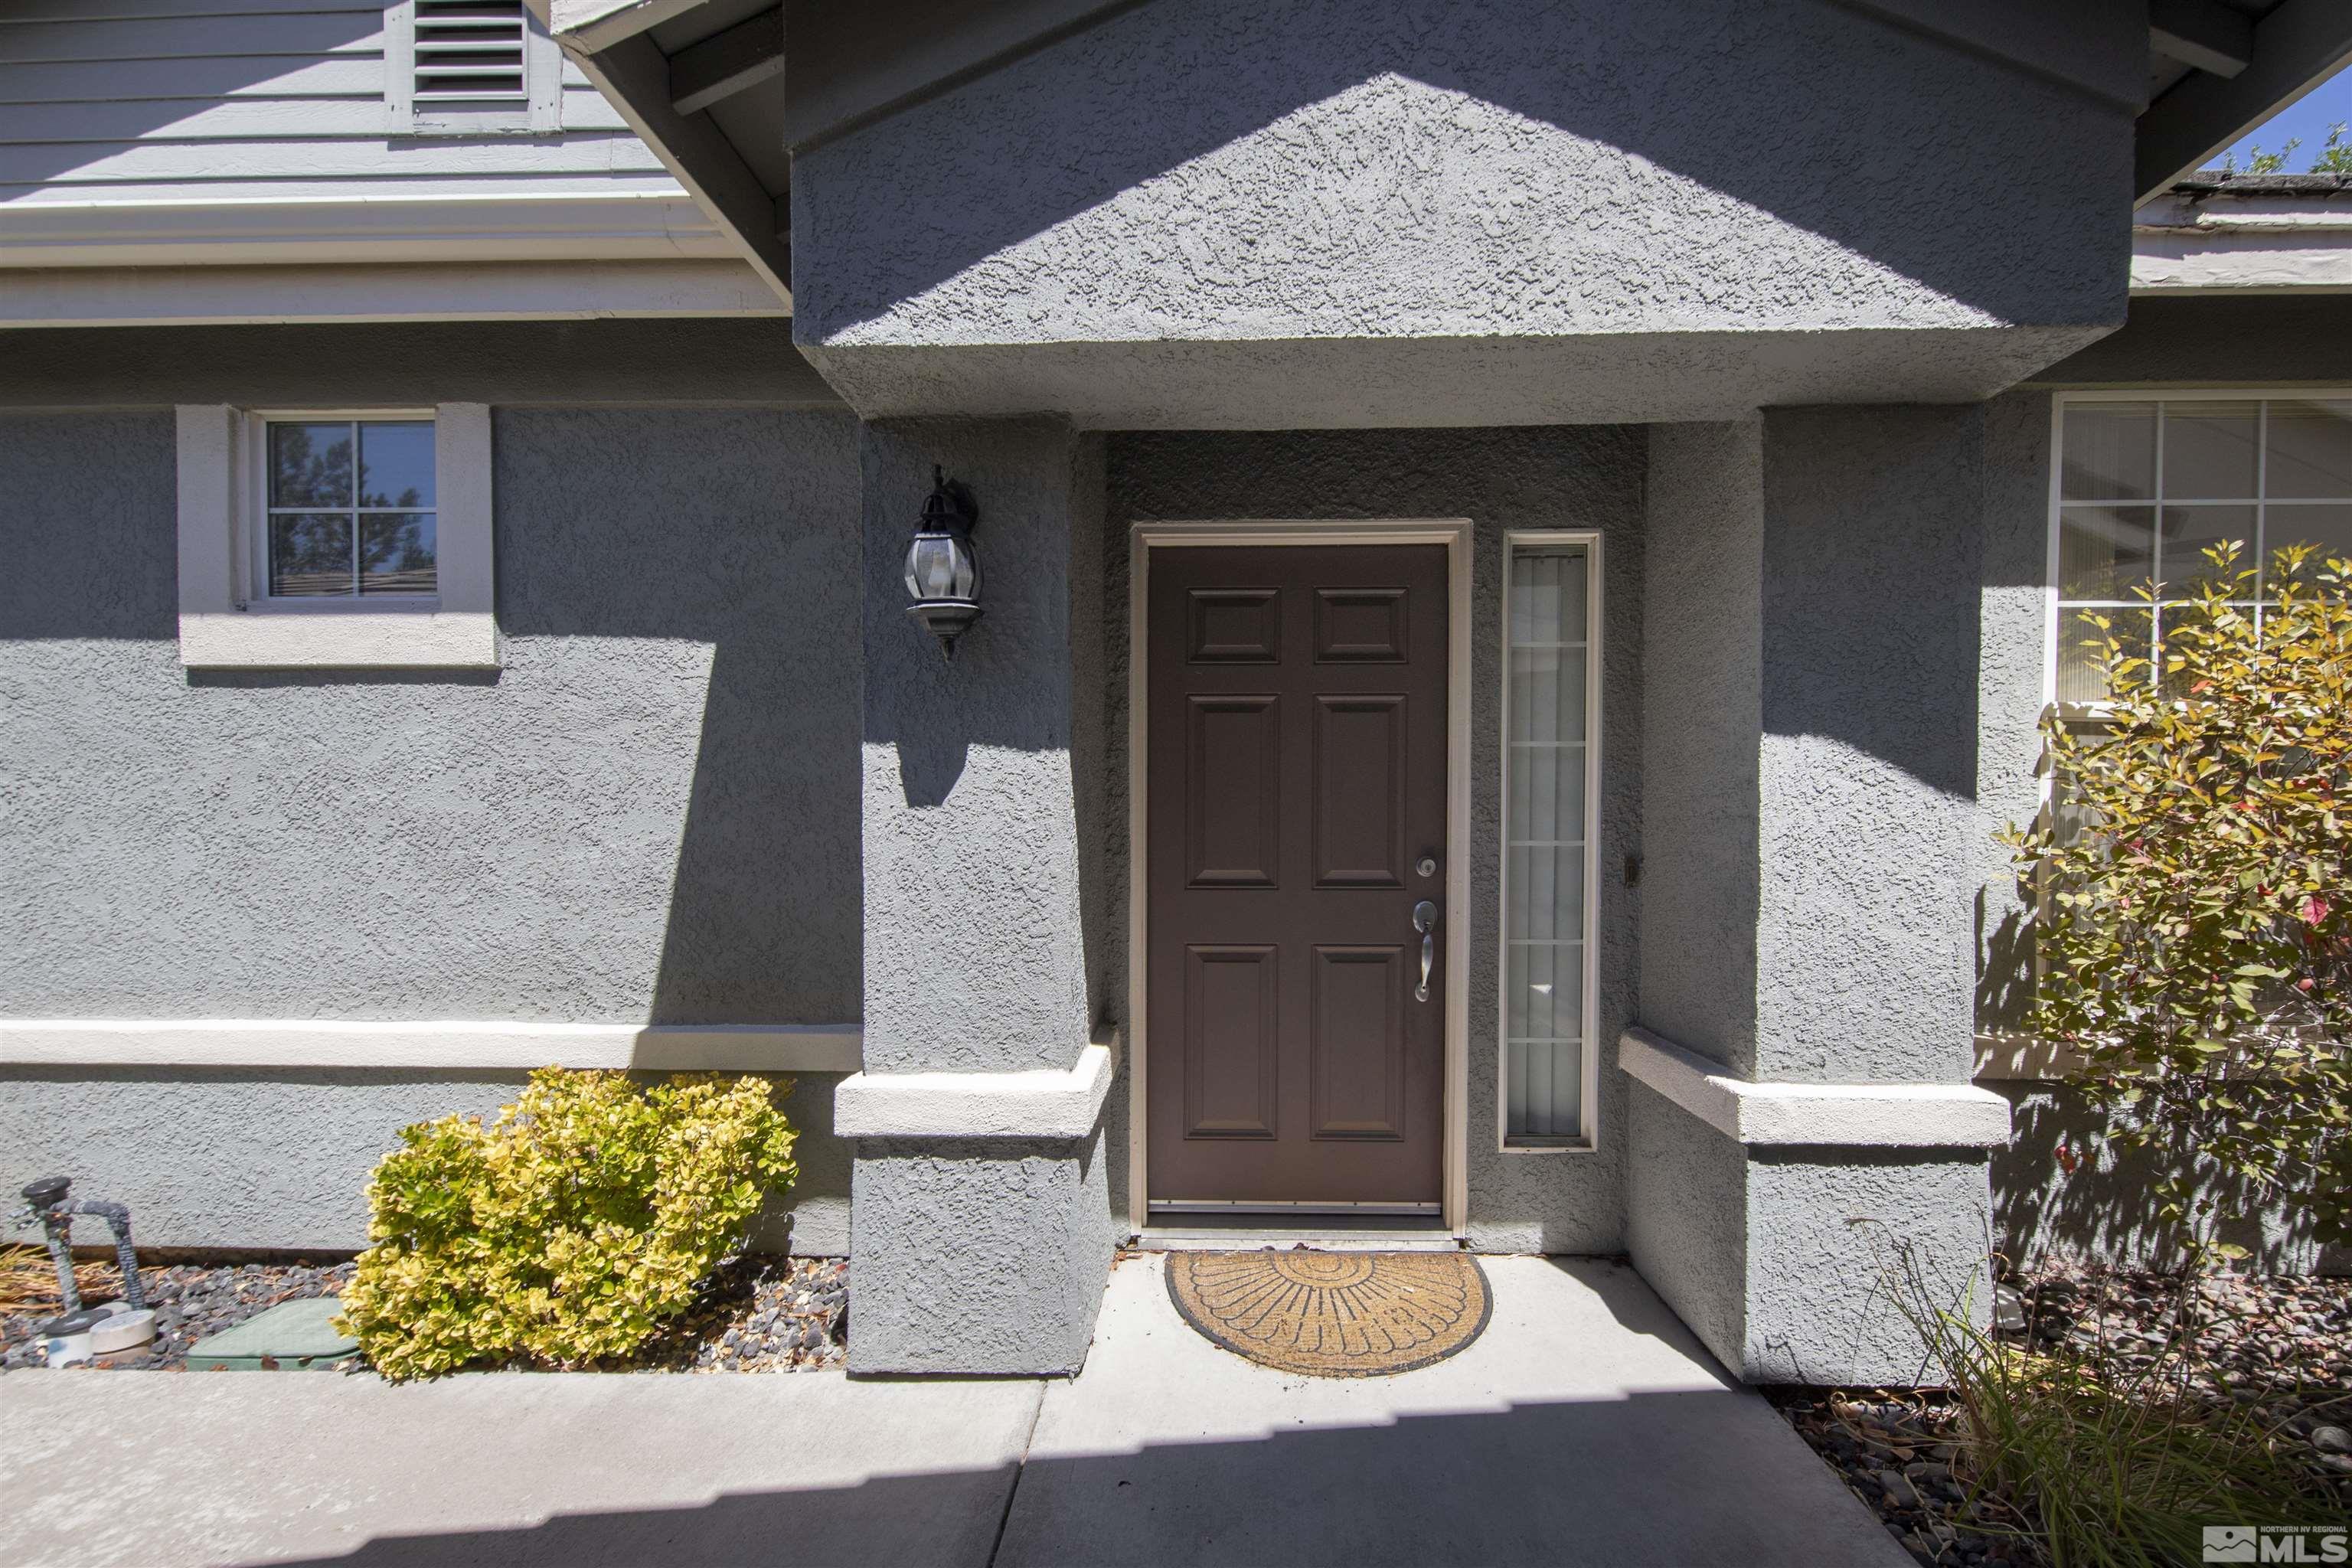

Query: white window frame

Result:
[2045,387,2352,719]
[1497,530,1603,1155]
[175,403,497,669]
[385,1,562,136]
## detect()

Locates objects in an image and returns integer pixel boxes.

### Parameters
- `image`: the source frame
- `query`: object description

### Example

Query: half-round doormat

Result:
[1164,1250,1491,1377]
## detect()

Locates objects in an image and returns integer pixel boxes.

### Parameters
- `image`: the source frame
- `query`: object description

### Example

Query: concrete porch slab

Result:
[0,1370,1040,1568]
[994,1253,1909,1568]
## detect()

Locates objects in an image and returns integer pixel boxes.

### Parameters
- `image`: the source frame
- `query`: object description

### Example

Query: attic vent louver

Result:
[413,0,528,103]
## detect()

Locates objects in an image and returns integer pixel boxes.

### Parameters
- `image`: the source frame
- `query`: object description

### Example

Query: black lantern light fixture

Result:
[904,466,982,659]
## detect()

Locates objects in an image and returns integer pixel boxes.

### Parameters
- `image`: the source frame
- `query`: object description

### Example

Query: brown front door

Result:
[1146,544,1449,1210]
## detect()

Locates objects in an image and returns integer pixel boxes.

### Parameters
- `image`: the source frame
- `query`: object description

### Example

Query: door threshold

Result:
[1133,1213,1462,1253]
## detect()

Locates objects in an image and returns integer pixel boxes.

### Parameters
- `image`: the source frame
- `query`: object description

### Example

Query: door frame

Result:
[1125,518,1474,1237]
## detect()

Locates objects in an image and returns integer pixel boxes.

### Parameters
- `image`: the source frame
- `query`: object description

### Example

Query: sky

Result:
[2218,60,2351,169]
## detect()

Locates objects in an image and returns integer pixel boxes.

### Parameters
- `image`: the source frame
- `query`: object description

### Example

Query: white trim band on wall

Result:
[0,1020,864,1074]
[1619,1027,2011,1148]
[835,1040,1117,1142]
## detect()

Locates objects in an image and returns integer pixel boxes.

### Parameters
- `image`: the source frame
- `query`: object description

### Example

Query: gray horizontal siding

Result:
[0,2,666,207]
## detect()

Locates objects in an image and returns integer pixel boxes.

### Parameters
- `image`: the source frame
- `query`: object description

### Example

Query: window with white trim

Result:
[2053,394,2352,704]
[386,1,561,136]
[1499,536,1600,1151]
[174,402,496,669]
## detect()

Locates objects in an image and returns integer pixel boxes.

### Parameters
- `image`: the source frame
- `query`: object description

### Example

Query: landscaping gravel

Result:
[1770,1264,2352,1568]
[0,1254,848,1374]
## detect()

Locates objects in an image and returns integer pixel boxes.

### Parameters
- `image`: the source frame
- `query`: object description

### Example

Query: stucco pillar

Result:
[841,418,1118,1374]
[1630,411,2007,1384]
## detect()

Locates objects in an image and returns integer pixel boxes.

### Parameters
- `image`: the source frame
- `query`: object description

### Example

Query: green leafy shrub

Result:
[338,1068,798,1380]
[2000,543,2350,1255]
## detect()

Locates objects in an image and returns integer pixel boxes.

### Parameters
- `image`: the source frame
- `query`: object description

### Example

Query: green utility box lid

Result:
[186,1296,358,1371]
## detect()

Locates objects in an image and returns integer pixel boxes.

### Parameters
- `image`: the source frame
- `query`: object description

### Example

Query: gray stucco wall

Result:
[0,1067,851,1257]
[3,406,863,1021]
[794,0,2130,424]
[1754,406,1984,1085]
[1639,423,1763,1076]
[1104,426,1645,1253]
[847,1131,1113,1374]
[2,392,867,1256]
[854,418,1095,1075]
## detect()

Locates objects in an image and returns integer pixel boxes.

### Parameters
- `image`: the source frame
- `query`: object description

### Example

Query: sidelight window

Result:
[1499,537,1600,1150]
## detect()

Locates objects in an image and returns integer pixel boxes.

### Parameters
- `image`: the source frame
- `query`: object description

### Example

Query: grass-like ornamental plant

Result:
[338,1068,799,1380]
[2001,542,2350,1256]
[1893,1270,2344,1568]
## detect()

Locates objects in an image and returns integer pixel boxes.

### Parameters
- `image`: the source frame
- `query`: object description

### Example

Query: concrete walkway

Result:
[0,1255,1905,1568]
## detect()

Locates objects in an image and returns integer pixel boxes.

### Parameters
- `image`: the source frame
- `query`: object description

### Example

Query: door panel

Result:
[1182,945,1279,1138]
[1308,945,1409,1140]
[1185,695,1282,888]
[1147,543,1448,1209]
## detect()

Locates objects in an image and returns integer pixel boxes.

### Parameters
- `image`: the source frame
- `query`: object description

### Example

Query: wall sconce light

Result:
[903,466,982,660]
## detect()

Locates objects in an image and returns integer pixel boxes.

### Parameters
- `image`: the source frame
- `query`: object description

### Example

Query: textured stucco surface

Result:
[848,1131,1115,1374]
[1744,1145,1992,1385]
[1755,406,1982,1085]
[855,419,1094,1076]
[1639,423,1763,1076]
[2,407,862,1022]
[1973,391,2054,1045]
[1104,426,1645,1253]
[0,1068,853,1256]
[1623,1080,1747,1368]
[1626,1082,1994,1384]
[0,320,843,410]
[794,0,2128,423]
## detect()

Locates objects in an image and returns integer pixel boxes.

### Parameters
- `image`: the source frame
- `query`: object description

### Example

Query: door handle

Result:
[1412,900,1439,1002]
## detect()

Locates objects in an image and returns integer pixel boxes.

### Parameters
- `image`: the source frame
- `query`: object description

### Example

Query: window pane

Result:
[2263,400,2352,500]
[1505,943,1583,1042]
[2055,606,2149,704]
[1508,845,1586,942]
[2158,504,2256,598]
[1505,1038,1582,1139]
[1508,548,1586,644]
[358,422,435,508]
[361,512,436,595]
[2058,505,2154,599]
[1508,646,1586,746]
[270,423,351,508]
[2061,403,2154,500]
[2162,401,2259,499]
[270,512,353,596]
[1507,741,1586,844]
[2266,503,2352,580]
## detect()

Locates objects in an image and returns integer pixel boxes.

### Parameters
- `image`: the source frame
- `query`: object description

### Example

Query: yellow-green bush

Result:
[338,1068,798,1380]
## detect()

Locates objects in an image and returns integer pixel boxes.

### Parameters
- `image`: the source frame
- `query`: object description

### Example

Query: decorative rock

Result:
[2313,1426,2351,1455]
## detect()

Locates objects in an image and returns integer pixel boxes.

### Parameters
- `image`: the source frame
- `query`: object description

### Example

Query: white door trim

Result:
[1125,518,1475,1238]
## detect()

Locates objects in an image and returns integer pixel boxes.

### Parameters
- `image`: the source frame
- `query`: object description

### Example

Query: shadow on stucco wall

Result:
[491,407,865,1027]
[798,0,2125,345]
[1992,1082,2341,1276]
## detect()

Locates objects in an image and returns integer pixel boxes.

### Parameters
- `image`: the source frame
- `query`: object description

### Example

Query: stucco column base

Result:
[1622,1031,2004,1387]
[847,1129,1114,1376]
